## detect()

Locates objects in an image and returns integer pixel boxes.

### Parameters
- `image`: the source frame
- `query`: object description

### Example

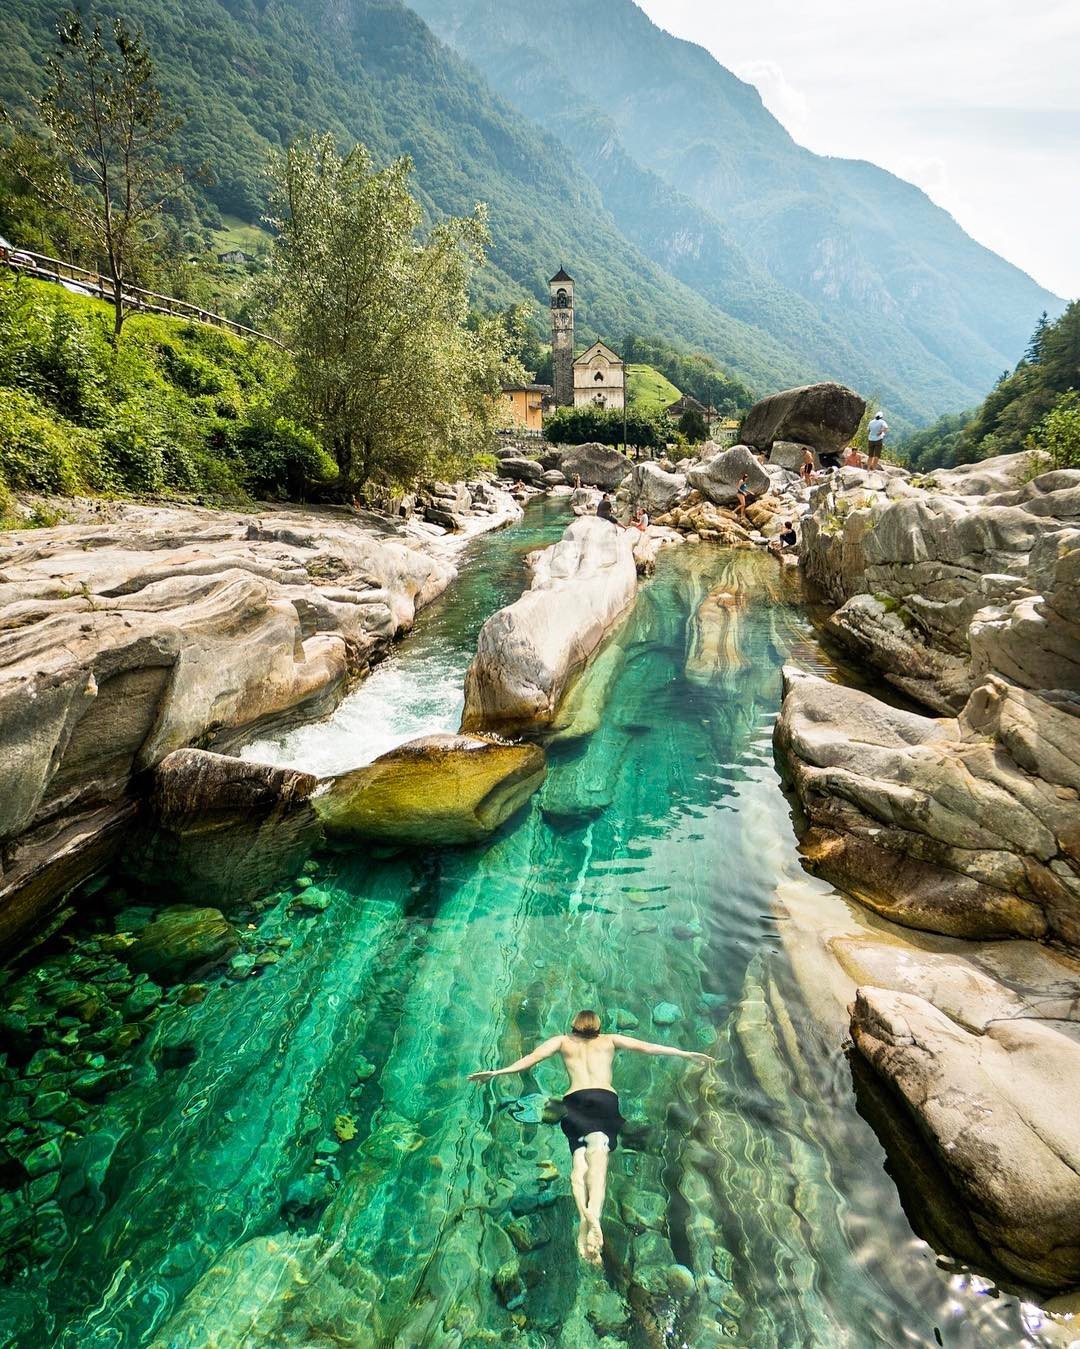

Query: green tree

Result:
[260,133,516,491]
[17,12,185,336]
[1028,391,1080,470]
[544,405,673,451]
[677,405,708,443]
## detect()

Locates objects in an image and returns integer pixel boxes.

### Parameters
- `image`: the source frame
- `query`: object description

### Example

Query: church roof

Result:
[573,340,623,366]
[549,267,574,284]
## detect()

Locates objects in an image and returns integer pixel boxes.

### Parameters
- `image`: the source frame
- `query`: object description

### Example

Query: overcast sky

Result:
[635,0,1079,299]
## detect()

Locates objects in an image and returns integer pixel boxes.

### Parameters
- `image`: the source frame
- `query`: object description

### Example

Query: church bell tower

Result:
[549,267,575,407]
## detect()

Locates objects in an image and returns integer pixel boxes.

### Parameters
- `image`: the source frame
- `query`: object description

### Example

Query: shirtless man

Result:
[468,1010,714,1263]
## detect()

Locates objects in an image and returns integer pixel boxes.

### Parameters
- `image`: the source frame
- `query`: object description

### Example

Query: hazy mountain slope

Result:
[405,0,1063,416]
[2,0,823,394]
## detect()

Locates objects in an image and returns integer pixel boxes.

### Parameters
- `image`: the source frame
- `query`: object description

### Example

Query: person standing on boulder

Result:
[468,1010,714,1264]
[867,412,889,470]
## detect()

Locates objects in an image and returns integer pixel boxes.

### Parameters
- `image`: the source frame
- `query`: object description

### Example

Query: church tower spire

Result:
[549,267,575,408]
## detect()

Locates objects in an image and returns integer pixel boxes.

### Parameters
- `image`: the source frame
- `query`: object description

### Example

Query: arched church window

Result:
[594,370,604,382]
[555,289,569,308]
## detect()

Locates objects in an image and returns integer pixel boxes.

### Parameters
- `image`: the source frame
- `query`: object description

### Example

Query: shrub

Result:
[543,405,675,450]
[0,388,87,492]
[231,411,336,497]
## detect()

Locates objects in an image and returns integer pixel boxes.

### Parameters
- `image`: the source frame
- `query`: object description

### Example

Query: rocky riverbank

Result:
[0,484,521,950]
[774,440,1080,1296]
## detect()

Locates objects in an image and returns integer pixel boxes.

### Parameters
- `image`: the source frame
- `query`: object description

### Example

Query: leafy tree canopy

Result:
[258,132,519,491]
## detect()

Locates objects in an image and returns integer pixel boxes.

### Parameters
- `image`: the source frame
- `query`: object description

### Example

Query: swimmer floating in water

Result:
[468,1009,715,1263]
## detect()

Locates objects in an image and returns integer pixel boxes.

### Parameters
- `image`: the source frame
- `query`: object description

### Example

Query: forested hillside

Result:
[406,0,1064,425]
[902,302,1080,470]
[1,0,822,400]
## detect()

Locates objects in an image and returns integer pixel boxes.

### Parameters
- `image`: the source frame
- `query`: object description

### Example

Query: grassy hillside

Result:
[1,0,820,400]
[627,364,680,415]
[0,276,331,522]
[406,0,1064,425]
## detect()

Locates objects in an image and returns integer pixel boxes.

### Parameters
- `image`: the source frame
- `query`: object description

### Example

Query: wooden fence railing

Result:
[0,247,284,347]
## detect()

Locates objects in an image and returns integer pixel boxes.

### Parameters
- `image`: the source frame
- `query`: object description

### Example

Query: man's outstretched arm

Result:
[467,1036,563,1084]
[612,1035,715,1065]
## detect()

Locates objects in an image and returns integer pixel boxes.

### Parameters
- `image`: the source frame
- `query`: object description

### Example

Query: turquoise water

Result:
[0,501,1058,1346]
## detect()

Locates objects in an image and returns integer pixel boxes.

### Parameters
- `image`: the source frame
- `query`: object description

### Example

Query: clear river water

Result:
[0,498,1062,1347]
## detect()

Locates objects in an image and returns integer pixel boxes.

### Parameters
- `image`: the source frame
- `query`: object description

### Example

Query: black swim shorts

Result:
[560,1088,625,1153]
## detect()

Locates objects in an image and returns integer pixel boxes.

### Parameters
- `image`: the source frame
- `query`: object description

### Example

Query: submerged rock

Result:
[316,734,546,845]
[124,906,239,983]
[127,749,321,910]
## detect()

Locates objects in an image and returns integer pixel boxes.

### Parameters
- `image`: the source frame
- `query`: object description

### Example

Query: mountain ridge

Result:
[405,0,1063,419]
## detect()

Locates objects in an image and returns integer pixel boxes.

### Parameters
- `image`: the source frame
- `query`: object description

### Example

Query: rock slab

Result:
[315,734,546,845]
[461,516,638,734]
[851,985,1080,1291]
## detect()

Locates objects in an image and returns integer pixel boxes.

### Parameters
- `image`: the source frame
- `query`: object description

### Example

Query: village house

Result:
[500,382,552,433]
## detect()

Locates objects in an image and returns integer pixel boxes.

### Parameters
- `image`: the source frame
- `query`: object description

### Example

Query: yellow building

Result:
[500,383,551,432]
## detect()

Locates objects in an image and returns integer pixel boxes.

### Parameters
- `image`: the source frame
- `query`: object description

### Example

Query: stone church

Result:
[549,268,626,411]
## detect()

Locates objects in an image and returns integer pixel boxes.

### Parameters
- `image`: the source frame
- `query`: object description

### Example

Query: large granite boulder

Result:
[799,455,1080,711]
[741,382,865,455]
[496,456,545,486]
[315,734,545,845]
[851,985,1080,1291]
[0,499,463,948]
[775,667,1080,944]
[686,445,769,506]
[630,461,687,516]
[125,750,321,908]
[559,443,632,491]
[768,440,816,472]
[461,516,638,734]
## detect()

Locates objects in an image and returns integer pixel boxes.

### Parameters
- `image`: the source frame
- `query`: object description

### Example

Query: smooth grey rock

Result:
[741,382,865,454]
[775,667,1079,944]
[462,517,638,734]
[124,906,239,983]
[496,456,545,486]
[687,445,769,506]
[560,443,632,491]
[630,461,687,515]
[851,985,1080,1291]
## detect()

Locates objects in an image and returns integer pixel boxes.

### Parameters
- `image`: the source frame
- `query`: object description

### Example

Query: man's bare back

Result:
[468,1011,715,1264]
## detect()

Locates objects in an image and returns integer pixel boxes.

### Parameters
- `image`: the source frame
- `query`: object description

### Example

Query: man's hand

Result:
[688,1052,717,1065]
[467,1070,497,1084]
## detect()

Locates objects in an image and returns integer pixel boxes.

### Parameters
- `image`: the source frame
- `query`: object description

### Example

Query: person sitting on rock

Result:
[736,473,754,519]
[631,506,649,532]
[770,520,799,555]
[843,445,863,467]
[468,1010,714,1264]
[595,494,620,527]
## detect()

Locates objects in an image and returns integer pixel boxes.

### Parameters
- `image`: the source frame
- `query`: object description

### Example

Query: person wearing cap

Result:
[867,412,889,469]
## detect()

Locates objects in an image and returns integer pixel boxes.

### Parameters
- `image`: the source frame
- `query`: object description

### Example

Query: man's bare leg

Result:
[570,1148,590,1259]
[583,1133,610,1263]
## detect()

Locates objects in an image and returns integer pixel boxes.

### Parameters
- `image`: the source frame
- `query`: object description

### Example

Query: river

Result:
[0,499,1056,1346]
